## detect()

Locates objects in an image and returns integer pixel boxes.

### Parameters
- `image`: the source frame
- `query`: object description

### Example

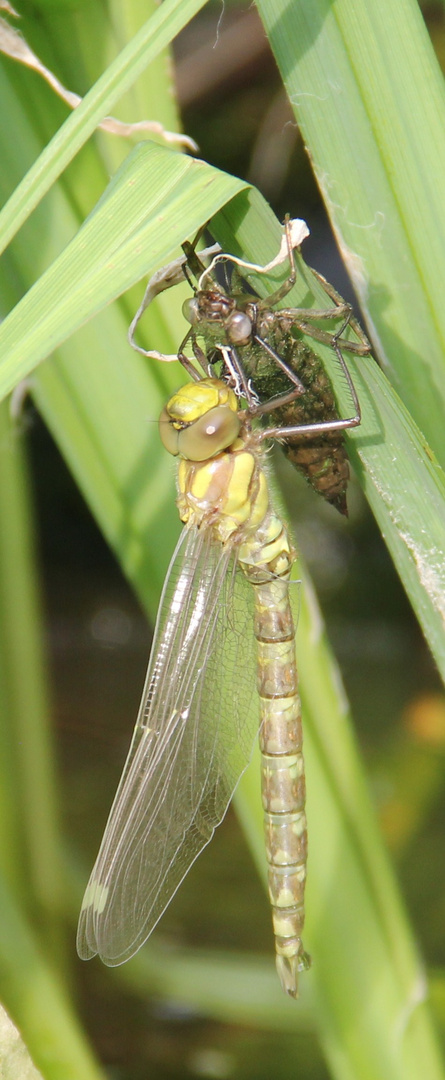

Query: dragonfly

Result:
[129,217,371,515]
[77,373,312,998]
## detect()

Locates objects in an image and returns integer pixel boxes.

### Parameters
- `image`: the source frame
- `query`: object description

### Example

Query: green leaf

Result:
[0,143,247,401]
[0,401,61,952]
[0,872,106,1080]
[255,0,445,465]
[0,0,209,254]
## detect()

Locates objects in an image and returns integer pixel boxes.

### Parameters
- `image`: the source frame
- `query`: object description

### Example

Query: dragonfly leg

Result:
[177,328,211,381]
[252,217,370,365]
[252,334,306,396]
[223,333,309,419]
[213,340,305,418]
[256,215,297,310]
[255,329,361,443]
[182,230,207,285]
[212,324,361,438]
[276,272,371,358]
[257,403,361,443]
[205,329,307,416]
[284,314,371,356]
[212,344,257,403]
[308,264,372,351]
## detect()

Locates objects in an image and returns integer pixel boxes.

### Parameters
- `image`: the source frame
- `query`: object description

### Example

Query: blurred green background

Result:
[1,0,445,1078]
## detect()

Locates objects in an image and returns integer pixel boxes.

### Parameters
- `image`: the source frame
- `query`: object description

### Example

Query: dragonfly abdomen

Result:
[252,576,310,997]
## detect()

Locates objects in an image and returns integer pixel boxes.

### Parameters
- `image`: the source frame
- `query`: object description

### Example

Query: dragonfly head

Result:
[159,377,242,462]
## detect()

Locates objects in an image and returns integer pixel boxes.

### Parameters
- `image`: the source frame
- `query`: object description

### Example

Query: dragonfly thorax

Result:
[176,443,266,541]
[164,379,293,565]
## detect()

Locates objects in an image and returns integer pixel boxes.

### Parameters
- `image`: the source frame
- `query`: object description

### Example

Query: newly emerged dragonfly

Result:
[78,375,311,997]
[130,217,371,515]
[80,221,369,997]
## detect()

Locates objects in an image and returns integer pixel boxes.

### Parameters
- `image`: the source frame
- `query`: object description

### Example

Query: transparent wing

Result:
[77,526,258,966]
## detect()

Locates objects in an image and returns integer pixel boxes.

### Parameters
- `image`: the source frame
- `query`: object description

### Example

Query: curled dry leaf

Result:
[0,14,198,151]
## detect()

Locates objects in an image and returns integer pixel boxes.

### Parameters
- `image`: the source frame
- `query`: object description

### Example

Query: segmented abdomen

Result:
[254,576,310,997]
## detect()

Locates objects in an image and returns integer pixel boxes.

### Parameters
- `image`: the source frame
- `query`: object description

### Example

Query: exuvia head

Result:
[182,294,253,347]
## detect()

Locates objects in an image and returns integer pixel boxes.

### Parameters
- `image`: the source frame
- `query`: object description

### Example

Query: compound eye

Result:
[159,408,181,455]
[182,297,200,325]
[178,405,241,461]
[226,310,252,345]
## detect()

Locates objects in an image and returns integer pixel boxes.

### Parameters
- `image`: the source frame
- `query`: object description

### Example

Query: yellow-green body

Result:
[168,379,310,996]
[78,377,310,998]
